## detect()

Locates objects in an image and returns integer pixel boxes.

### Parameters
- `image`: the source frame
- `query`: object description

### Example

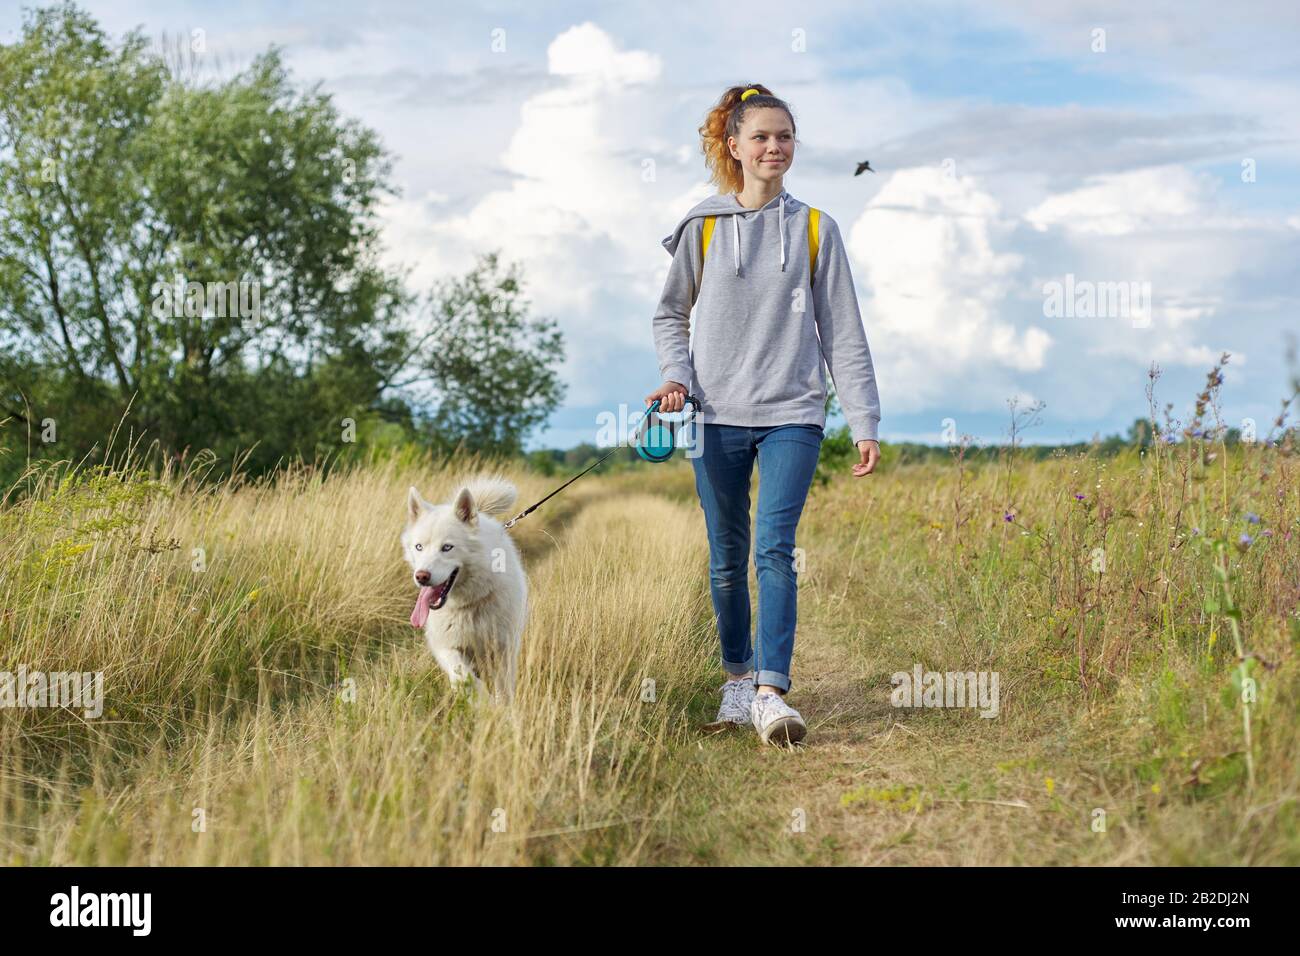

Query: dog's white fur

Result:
[401,476,527,702]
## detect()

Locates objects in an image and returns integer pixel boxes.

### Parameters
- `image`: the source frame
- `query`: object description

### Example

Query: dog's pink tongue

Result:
[410,586,436,628]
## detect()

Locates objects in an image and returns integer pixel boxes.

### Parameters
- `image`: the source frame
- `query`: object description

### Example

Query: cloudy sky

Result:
[6,0,1298,448]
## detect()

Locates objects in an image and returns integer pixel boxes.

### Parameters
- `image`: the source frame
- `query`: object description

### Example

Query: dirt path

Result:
[637,482,1107,866]
[654,592,1099,865]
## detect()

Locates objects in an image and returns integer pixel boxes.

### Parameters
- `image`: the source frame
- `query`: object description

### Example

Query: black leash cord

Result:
[502,443,623,530]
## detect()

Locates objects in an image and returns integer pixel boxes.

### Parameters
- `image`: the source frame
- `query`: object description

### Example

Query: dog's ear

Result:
[453,487,478,525]
[407,486,431,522]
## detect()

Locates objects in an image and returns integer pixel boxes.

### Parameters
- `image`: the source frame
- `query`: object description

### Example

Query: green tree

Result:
[408,252,566,459]
[1126,417,1153,448]
[0,3,411,478]
[0,3,573,485]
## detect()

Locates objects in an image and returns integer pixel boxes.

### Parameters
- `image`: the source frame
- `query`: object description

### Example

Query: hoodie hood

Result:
[662,188,800,276]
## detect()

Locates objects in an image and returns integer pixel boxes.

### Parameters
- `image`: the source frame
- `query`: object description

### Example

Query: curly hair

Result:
[698,84,798,195]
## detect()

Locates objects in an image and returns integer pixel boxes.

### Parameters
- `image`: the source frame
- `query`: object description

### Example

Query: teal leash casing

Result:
[636,395,699,462]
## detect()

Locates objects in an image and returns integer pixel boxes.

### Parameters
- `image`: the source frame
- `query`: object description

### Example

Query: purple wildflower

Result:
[1244,512,1260,524]
[1074,493,1086,501]
[1003,511,1014,522]
[1239,533,1253,547]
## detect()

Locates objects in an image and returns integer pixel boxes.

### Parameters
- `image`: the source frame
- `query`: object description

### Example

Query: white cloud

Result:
[377,22,683,407]
[1025,166,1208,235]
[848,166,1051,412]
[545,21,659,82]
[1017,165,1290,376]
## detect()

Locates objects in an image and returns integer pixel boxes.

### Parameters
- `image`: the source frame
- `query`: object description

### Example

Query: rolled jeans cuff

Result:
[722,652,754,676]
[755,669,791,693]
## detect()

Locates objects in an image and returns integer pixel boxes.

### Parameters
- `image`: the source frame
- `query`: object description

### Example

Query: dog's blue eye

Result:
[414,543,422,551]
[441,543,454,552]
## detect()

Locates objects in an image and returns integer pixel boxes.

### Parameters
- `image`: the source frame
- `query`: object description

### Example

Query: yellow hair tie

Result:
[740,88,760,101]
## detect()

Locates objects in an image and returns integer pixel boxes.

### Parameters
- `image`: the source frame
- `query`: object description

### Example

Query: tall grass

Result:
[0,438,718,864]
[787,358,1299,863]
[1,355,1296,864]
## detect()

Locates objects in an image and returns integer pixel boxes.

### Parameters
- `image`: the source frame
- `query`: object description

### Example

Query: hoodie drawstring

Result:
[731,191,788,276]
[732,213,740,276]
[779,194,786,271]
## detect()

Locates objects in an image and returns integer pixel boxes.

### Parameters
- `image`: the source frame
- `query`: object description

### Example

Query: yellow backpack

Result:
[701,207,821,281]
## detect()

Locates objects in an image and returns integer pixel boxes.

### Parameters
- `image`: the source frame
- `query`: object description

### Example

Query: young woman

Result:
[647,83,882,747]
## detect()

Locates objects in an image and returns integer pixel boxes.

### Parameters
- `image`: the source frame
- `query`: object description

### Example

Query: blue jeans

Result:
[686,422,824,693]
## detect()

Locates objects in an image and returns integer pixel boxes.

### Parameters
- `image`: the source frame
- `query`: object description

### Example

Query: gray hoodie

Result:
[652,188,882,444]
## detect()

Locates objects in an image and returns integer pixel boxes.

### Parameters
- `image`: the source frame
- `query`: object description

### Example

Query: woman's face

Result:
[728,106,795,186]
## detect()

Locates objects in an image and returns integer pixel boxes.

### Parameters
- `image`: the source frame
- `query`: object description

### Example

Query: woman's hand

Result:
[853,439,880,477]
[646,381,688,414]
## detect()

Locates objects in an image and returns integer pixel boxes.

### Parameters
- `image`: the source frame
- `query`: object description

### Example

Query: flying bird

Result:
[854,160,876,176]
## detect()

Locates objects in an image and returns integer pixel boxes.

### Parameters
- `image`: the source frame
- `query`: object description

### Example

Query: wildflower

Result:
[1262,529,1273,537]
[1244,512,1260,524]
[1074,493,1086,501]
[1237,533,1253,550]
[1044,777,1055,796]
[1003,511,1015,522]
[1191,526,1201,535]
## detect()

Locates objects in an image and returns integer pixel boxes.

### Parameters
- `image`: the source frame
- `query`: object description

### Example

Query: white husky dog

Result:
[401,476,528,702]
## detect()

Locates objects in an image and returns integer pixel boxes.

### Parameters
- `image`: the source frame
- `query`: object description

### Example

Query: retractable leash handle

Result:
[636,394,700,462]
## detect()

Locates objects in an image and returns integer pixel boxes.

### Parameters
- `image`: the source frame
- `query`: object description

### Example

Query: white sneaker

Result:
[751,691,807,746]
[714,675,756,726]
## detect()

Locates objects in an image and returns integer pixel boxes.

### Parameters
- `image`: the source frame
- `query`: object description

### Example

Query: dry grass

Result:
[0,445,718,864]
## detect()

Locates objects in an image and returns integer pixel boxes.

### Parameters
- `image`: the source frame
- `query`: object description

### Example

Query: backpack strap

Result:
[808,207,821,283]
[699,208,821,279]
[701,215,717,273]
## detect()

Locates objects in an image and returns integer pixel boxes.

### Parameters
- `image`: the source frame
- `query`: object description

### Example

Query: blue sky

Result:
[5,0,1298,449]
